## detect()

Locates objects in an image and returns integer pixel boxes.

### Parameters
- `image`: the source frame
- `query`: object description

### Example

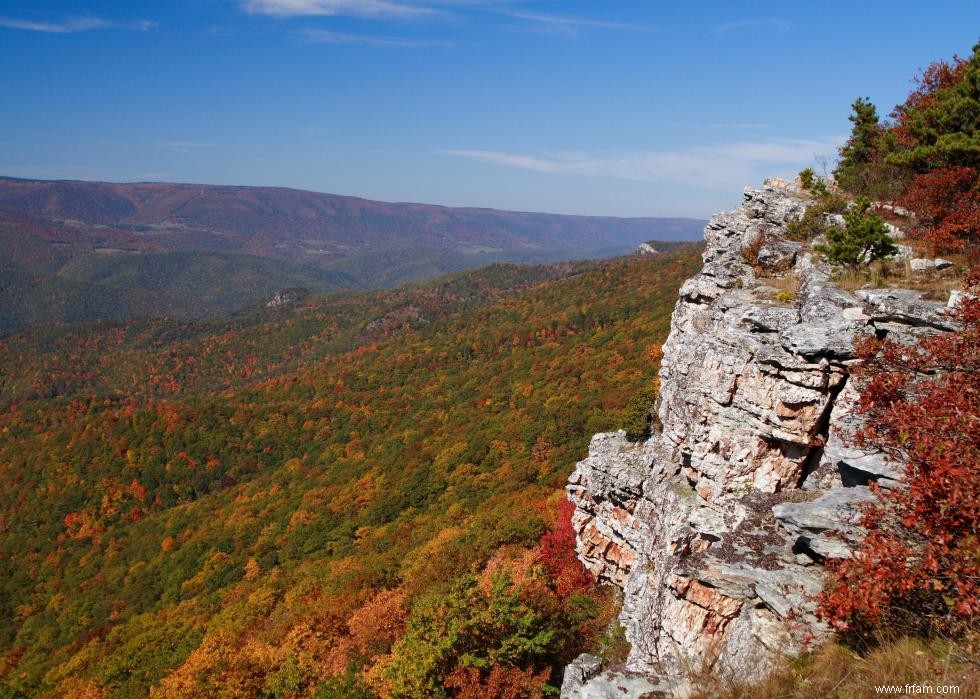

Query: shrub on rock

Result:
[818,279,980,637]
[814,197,898,266]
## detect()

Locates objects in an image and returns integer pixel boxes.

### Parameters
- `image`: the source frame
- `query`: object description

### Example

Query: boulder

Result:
[893,244,914,260]
[756,238,801,272]
[857,288,955,329]
[911,257,955,273]
[565,668,670,699]
[560,654,602,697]
[948,289,976,310]
[885,222,906,240]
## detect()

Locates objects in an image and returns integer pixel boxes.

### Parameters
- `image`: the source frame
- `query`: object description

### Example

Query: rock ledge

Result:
[562,181,955,696]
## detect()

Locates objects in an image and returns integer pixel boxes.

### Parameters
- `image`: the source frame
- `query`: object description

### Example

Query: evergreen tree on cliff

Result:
[891,40,980,252]
[814,197,898,266]
[834,97,887,195]
[835,39,980,253]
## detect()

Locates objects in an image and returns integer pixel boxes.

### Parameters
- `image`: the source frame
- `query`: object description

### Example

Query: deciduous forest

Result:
[0,248,701,697]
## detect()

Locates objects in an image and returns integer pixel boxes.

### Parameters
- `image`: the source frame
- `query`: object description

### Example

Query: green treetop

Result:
[815,197,899,267]
[834,98,884,193]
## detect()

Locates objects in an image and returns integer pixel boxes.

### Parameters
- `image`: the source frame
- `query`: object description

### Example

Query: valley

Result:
[0,248,703,696]
[0,177,705,333]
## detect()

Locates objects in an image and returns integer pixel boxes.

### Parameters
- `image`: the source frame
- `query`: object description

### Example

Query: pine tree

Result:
[834,98,883,194]
[890,41,980,251]
[888,40,980,173]
[815,197,898,266]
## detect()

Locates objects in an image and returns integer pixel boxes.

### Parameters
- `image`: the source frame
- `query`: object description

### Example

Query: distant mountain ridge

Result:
[0,176,705,332]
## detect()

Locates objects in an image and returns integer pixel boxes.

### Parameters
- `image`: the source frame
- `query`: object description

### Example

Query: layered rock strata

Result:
[563,180,956,697]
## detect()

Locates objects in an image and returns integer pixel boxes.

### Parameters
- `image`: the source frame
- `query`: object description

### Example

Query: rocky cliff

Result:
[562,180,958,697]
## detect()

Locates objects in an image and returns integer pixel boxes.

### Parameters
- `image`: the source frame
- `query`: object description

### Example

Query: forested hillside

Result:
[0,178,705,332]
[0,247,701,697]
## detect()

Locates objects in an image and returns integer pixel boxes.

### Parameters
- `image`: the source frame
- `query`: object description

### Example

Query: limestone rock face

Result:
[563,181,955,696]
[265,287,309,308]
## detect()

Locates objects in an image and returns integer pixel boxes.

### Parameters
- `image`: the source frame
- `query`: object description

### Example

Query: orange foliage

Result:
[444,664,549,699]
[52,677,109,699]
[645,342,663,363]
[243,557,261,581]
[898,166,979,254]
[480,547,541,594]
[347,587,408,657]
[128,479,147,502]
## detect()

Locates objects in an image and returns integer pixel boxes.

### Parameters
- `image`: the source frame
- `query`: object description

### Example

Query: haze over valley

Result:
[0,176,704,332]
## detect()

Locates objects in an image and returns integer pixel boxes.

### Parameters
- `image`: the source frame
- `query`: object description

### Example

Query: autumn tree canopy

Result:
[0,250,700,697]
[834,39,980,254]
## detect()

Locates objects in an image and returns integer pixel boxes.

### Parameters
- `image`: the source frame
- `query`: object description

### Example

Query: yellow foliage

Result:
[243,557,260,581]
[51,676,108,699]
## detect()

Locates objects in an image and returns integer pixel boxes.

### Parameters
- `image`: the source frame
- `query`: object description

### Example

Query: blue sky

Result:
[1,1,977,217]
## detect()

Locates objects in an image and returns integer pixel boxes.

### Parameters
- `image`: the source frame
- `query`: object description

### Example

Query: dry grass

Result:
[820,227,970,300]
[741,234,765,269]
[833,257,968,301]
[756,273,800,306]
[690,631,980,698]
[766,274,800,294]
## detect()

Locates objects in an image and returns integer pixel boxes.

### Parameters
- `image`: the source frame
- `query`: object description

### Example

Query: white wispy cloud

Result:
[714,18,790,35]
[0,15,156,33]
[442,137,841,190]
[301,27,450,47]
[243,1,628,29]
[0,15,108,32]
[503,11,652,35]
[242,0,438,18]
[127,20,158,32]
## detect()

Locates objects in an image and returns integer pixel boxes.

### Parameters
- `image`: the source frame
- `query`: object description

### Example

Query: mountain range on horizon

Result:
[0,175,705,333]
